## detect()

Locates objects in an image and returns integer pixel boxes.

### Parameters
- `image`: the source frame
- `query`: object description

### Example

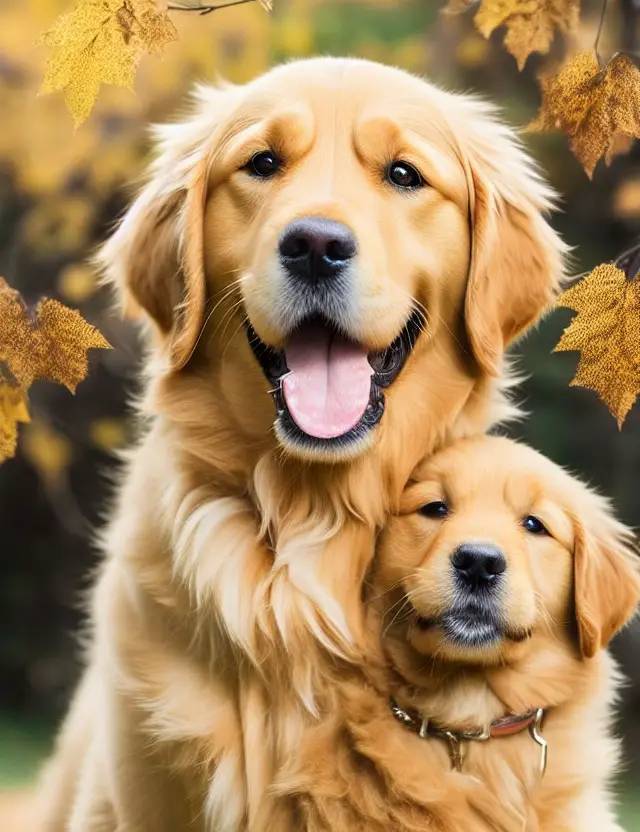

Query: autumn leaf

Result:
[0,383,30,463]
[529,51,640,177]
[0,277,111,393]
[455,0,580,70]
[39,0,178,125]
[554,263,640,427]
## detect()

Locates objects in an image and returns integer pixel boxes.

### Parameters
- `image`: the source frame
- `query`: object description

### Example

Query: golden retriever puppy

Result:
[265,436,639,831]
[37,58,567,831]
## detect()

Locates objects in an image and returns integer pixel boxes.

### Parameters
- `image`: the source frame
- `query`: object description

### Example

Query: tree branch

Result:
[167,0,256,15]
[594,0,609,66]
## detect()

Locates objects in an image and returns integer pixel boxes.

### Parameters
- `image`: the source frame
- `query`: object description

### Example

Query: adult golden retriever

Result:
[265,436,640,831]
[37,58,566,831]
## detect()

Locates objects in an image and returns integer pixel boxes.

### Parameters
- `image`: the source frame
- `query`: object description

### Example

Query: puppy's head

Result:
[375,437,640,667]
[100,59,566,462]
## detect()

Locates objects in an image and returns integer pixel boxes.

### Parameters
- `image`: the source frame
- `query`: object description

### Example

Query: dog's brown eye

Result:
[523,515,548,535]
[387,161,424,189]
[247,151,280,178]
[420,500,449,519]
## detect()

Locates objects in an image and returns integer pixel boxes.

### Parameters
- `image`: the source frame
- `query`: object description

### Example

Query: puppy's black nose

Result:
[279,217,357,282]
[452,544,506,590]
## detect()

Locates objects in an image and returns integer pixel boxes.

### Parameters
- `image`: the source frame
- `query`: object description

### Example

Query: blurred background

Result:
[1,0,639,827]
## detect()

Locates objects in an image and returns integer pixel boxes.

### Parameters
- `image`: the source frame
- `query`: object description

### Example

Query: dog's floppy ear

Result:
[572,500,640,659]
[459,111,568,375]
[98,86,234,370]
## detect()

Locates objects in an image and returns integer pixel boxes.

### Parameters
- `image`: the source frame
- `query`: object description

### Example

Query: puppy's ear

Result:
[460,111,568,375]
[98,86,234,370]
[573,502,640,658]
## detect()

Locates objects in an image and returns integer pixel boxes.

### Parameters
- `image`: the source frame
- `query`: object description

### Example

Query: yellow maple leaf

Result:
[39,0,178,125]
[0,277,111,393]
[0,382,30,463]
[474,0,580,70]
[554,263,640,427]
[528,51,640,177]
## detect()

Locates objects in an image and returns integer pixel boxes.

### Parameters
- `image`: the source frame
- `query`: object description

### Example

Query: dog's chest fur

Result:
[256,662,621,832]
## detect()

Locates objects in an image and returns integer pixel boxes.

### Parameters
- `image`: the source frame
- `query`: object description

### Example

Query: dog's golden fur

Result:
[37,58,567,831]
[262,437,640,831]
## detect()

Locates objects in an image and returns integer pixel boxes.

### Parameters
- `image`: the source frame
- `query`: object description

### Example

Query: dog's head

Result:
[100,58,566,463]
[375,436,640,667]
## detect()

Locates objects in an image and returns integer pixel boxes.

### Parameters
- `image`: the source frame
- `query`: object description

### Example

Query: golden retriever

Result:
[263,436,640,831]
[37,58,567,831]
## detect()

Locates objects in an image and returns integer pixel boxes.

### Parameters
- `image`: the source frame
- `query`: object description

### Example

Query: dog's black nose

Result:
[452,544,506,589]
[279,217,357,282]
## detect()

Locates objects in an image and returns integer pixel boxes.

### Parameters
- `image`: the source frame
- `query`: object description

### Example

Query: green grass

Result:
[0,714,53,789]
[0,715,639,827]
[619,775,640,831]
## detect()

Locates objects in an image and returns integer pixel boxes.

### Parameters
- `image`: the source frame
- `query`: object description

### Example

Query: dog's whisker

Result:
[383,596,414,638]
[183,276,247,363]
[393,282,466,354]
[209,298,247,347]
[366,577,408,604]
[220,315,250,360]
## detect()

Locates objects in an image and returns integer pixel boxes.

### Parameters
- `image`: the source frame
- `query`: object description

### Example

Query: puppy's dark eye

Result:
[387,161,424,189]
[246,151,280,178]
[523,515,548,535]
[420,500,449,519]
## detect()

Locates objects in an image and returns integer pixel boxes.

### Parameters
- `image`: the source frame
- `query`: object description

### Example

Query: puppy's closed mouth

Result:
[247,309,424,453]
[412,610,532,649]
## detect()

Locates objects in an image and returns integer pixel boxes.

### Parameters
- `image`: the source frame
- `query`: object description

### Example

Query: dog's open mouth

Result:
[247,309,424,449]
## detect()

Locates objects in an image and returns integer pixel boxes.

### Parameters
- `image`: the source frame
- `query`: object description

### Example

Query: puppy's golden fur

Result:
[264,437,640,831]
[37,58,567,831]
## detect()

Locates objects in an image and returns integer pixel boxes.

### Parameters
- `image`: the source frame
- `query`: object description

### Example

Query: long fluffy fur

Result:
[37,58,568,831]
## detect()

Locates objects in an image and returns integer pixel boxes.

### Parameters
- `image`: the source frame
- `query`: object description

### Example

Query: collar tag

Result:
[529,708,548,778]
[443,730,463,772]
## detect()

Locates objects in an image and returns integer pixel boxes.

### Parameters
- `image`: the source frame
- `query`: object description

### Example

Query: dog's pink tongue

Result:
[283,324,372,439]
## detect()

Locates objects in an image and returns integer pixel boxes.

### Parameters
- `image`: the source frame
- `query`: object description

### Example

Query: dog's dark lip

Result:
[413,615,437,631]
[411,611,502,648]
[245,308,425,447]
[366,307,425,388]
[410,605,532,648]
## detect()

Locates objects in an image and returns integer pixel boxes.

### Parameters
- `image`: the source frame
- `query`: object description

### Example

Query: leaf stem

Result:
[566,238,640,289]
[594,0,609,67]
[167,0,256,14]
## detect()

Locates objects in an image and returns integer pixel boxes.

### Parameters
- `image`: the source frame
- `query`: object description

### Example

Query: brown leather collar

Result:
[390,698,548,775]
